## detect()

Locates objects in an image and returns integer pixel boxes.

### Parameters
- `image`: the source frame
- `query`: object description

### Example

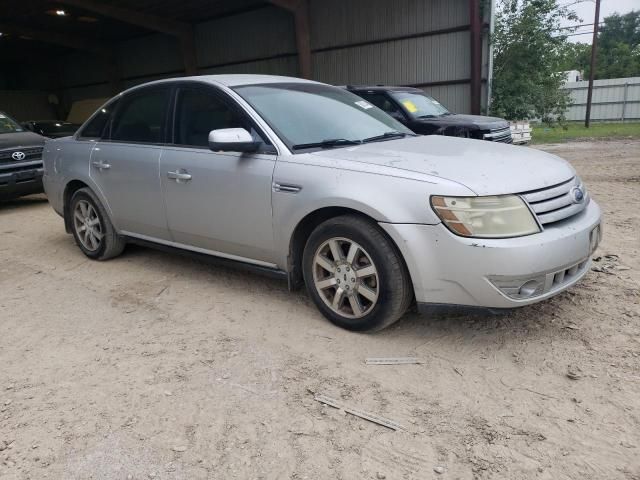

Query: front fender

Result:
[271,161,474,268]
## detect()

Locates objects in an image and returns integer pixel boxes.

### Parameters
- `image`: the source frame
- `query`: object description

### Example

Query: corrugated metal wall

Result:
[196,7,296,68]
[4,0,487,119]
[0,91,57,121]
[312,31,470,86]
[309,0,467,49]
[564,77,640,121]
[309,0,477,113]
[422,83,471,114]
[119,34,184,79]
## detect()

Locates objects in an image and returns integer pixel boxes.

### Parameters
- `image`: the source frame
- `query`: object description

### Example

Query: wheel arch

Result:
[286,206,413,294]
[62,178,114,234]
[63,179,90,233]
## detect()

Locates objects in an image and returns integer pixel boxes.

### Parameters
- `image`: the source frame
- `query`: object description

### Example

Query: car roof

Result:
[119,74,322,96]
[342,85,425,94]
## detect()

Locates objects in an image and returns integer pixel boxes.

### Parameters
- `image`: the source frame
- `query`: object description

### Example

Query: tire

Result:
[302,214,413,332]
[68,187,125,260]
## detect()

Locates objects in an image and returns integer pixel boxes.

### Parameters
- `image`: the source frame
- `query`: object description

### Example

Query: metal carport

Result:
[0,0,491,120]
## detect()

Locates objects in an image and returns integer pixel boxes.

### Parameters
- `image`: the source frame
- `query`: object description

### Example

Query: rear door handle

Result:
[167,170,192,181]
[92,161,111,170]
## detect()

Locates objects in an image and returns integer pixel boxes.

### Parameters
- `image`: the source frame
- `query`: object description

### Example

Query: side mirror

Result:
[208,128,259,153]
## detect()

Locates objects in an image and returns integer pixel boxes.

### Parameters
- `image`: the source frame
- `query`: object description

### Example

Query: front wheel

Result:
[302,215,413,331]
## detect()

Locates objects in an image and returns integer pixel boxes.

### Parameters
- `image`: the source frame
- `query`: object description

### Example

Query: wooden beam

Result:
[269,0,312,79]
[585,0,601,128]
[0,23,111,56]
[56,0,198,75]
[293,0,312,79]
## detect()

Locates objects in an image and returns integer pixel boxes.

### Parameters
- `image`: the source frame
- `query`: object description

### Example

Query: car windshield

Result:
[233,83,413,151]
[390,91,450,118]
[0,113,25,134]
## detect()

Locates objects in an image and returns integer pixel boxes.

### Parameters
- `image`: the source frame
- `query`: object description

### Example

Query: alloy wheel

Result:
[312,237,379,319]
[73,200,103,252]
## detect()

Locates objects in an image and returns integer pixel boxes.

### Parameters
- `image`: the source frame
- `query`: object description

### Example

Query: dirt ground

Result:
[0,140,639,480]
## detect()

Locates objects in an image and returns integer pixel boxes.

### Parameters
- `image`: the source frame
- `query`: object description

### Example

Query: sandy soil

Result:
[0,140,639,480]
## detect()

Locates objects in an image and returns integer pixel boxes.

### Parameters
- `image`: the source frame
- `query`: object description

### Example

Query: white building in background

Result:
[563,70,583,83]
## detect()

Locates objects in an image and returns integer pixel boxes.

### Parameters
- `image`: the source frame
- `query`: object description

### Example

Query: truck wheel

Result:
[69,187,125,260]
[302,214,413,331]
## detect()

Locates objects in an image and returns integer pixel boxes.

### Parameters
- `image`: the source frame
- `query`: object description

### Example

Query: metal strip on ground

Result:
[365,357,425,365]
[313,394,406,431]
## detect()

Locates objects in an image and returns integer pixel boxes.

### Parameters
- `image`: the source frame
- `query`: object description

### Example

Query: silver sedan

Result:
[42,75,601,331]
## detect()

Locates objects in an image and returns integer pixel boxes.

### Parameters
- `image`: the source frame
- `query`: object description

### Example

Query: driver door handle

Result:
[167,170,192,181]
[92,161,111,170]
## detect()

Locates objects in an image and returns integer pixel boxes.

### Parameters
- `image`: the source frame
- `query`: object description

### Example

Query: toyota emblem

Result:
[11,151,26,161]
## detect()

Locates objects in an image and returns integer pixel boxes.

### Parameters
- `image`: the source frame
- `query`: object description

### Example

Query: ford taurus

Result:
[42,75,601,331]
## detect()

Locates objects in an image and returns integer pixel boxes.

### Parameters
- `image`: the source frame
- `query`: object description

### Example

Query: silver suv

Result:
[42,75,601,331]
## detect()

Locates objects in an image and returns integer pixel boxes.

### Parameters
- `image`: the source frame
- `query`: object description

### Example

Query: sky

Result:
[561,0,638,43]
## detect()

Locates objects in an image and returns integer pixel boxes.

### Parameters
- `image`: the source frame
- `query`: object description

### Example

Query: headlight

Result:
[431,195,540,238]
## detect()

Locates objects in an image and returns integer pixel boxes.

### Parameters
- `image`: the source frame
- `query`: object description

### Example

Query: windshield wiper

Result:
[291,138,362,150]
[417,114,436,119]
[362,131,408,143]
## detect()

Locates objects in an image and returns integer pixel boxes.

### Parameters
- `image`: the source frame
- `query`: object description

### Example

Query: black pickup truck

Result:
[345,85,513,143]
[0,111,46,200]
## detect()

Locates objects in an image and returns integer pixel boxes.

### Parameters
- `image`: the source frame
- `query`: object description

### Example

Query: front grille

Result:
[483,127,513,143]
[0,163,42,174]
[521,176,589,226]
[551,261,585,288]
[0,147,43,164]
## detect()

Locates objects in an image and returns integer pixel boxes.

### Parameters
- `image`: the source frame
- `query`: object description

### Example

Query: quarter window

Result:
[78,100,119,139]
[174,88,268,148]
[111,89,169,143]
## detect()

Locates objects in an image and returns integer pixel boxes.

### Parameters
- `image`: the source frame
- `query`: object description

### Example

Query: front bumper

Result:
[0,162,44,200]
[380,199,602,309]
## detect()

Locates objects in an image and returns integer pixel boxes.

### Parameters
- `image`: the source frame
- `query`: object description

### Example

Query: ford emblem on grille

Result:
[570,186,585,203]
[11,151,26,161]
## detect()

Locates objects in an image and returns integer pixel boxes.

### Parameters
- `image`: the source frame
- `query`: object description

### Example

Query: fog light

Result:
[518,280,542,298]
[488,274,546,299]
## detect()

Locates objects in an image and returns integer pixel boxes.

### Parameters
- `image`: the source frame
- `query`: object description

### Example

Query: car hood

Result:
[0,131,46,150]
[414,114,508,130]
[310,135,575,196]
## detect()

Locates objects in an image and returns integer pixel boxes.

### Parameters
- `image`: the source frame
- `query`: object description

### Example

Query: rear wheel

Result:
[302,215,413,331]
[69,188,125,260]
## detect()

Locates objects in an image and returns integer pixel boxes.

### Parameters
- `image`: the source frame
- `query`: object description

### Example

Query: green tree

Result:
[599,11,640,50]
[593,10,640,78]
[491,0,578,123]
[559,11,640,79]
[557,42,590,74]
